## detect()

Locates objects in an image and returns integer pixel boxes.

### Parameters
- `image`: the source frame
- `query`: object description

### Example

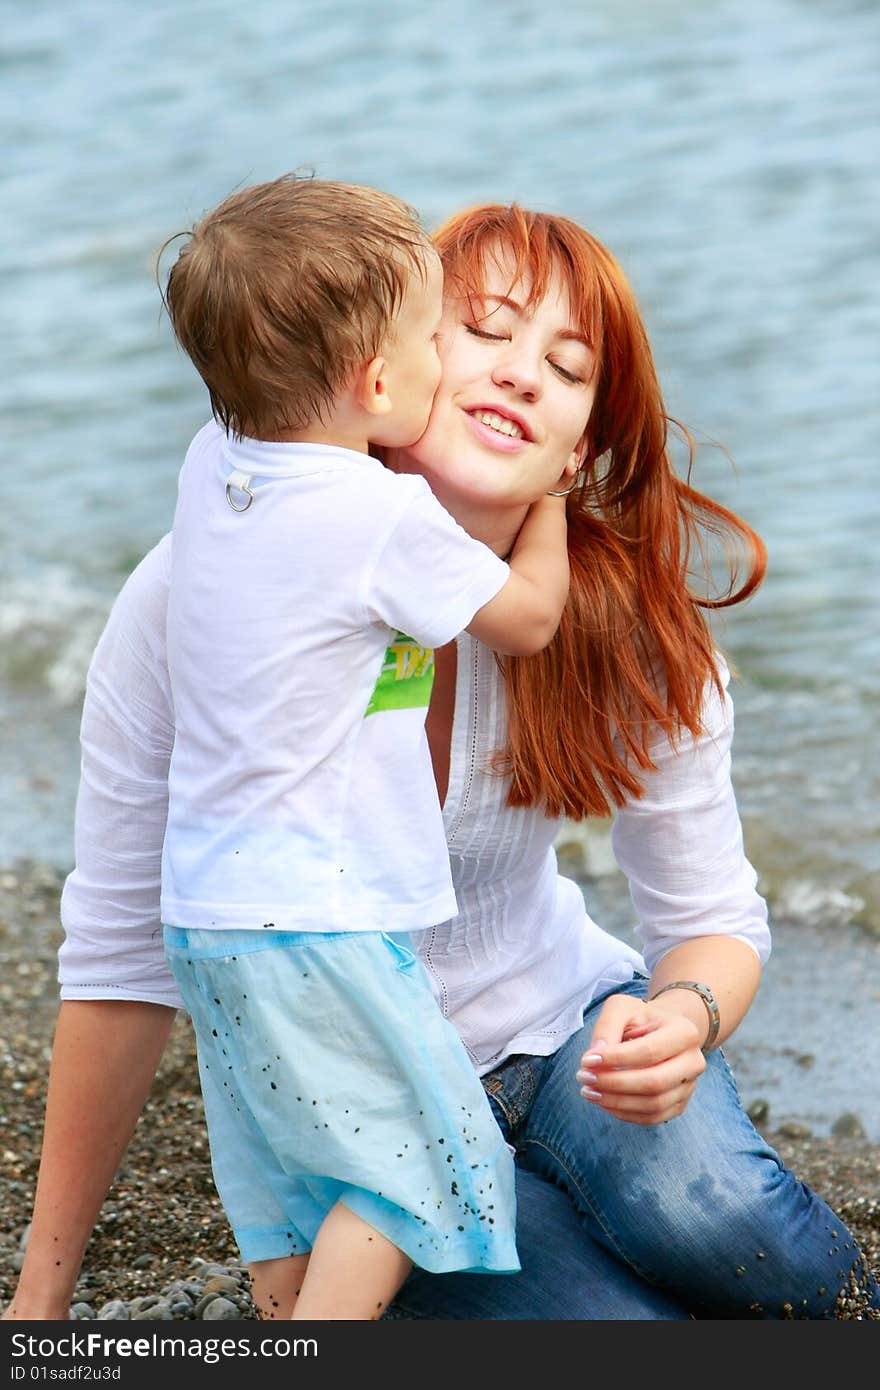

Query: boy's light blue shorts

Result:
[163,926,520,1275]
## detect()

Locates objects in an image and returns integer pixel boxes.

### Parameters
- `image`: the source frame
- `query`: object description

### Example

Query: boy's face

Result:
[371,250,444,447]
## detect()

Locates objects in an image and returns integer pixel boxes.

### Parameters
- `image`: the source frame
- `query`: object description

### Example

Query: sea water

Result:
[2,0,877,1133]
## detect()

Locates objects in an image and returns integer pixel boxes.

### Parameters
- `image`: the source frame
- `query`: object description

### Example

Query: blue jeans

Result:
[386,977,879,1319]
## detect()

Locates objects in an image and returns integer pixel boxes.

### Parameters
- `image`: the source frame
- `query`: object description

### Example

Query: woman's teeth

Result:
[472,410,524,439]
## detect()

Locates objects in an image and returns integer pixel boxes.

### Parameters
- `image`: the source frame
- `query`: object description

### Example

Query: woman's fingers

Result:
[576,1050,704,1100]
[582,993,703,1071]
[584,992,650,1054]
[577,1065,702,1125]
[578,993,707,1125]
[584,1089,693,1126]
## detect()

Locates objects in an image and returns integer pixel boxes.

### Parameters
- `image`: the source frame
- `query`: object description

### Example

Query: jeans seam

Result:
[514,1060,536,1121]
[481,1057,538,1135]
[519,1135,660,1287]
[481,1077,518,1137]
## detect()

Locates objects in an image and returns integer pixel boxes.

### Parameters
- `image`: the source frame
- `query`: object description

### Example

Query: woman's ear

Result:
[566,430,592,476]
[357,355,394,418]
[552,448,582,493]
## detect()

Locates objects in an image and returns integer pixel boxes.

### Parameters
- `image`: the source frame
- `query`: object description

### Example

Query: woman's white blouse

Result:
[58,536,770,1075]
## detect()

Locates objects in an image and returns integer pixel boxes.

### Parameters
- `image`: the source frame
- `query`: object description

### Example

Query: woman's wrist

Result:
[648,980,720,1053]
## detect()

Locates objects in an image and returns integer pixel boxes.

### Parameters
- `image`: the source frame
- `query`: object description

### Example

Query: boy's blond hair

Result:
[161,173,432,439]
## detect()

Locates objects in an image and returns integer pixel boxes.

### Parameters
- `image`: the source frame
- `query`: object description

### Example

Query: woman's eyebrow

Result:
[481,294,590,348]
[556,329,591,349]
[483,293,522,312]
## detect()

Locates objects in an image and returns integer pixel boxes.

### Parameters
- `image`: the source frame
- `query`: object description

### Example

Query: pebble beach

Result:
[0,860,877,1321]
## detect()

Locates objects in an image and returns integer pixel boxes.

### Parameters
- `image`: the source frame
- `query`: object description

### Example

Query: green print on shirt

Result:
[365,633,435,716]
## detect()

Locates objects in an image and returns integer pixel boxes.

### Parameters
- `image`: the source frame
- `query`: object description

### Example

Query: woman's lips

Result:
[464,409,531,453]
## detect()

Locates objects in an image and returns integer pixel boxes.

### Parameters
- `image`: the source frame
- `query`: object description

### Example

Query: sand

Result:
[1,860,877,1318]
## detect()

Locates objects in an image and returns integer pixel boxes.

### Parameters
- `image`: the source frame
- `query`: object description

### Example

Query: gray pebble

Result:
[129,1295,161,1314]
[201,1297,240,1320]
[97,1300,130,1320]
[747,1099,770,1126]
[131,1253,156,1270]
[193,1292,220,1317]
[199,1262,240,1279]
[10,1253,25,1273]
[162,1280,189,1296]
[202,1275,240,1296]
[831,1112,866,1139]
[70,1303,95,1320]
[132,1301,173,1320]
[778,1120,813,1139]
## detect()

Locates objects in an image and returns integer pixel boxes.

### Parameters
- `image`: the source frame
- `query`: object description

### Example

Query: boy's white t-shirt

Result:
[161,421,511,934]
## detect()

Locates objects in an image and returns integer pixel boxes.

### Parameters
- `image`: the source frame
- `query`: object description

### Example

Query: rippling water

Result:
[3,0,879,952]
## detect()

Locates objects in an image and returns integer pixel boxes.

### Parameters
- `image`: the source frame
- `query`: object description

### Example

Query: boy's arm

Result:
[466,494,569,656]
[2,1000,176,1320]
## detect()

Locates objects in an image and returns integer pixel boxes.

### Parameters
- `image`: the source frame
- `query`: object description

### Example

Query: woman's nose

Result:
[490,347,541,399]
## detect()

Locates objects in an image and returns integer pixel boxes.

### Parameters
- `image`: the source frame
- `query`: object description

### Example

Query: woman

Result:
[5,202,877,1321]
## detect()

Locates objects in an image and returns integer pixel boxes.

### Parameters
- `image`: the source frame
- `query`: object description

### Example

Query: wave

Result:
[0,568,111,706]
[554,820,880,938]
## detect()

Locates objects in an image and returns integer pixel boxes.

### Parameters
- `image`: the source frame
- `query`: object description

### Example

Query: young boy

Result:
[159,173,569,1320]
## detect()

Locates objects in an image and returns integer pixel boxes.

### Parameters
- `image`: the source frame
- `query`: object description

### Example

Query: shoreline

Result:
[1,859,878,1318]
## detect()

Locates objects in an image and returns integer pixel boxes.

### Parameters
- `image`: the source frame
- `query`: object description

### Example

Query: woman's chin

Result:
[399,438,552,510]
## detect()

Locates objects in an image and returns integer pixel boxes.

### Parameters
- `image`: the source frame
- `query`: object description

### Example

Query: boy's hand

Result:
[466,491,569,656]
[528,492,569,516]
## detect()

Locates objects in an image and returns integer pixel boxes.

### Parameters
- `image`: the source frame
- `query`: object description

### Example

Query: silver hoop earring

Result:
[547,475,579,497]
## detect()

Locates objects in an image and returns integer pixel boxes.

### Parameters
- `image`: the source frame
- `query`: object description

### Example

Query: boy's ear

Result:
[357,355,394,418]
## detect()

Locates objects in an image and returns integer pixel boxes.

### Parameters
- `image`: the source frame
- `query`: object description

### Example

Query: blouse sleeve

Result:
[57,534,184,1009]
[609,655,771,973]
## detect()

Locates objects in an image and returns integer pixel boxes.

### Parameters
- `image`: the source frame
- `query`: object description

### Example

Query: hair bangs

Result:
[432,203,605,369]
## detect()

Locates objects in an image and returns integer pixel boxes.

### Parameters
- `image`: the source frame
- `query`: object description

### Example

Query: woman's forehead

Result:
[446,264,582,342]
[447,240,549,294]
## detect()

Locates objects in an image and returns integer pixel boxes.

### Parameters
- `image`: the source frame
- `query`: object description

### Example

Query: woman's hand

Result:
[576,992,708,1125]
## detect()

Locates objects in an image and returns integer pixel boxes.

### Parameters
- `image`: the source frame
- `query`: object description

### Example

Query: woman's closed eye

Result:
[465,324,586,383]
[550,361,583,384]
[465,324,505,341]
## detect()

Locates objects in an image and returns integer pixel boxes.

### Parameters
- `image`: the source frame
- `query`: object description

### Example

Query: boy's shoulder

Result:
[185,417,226,464]
[177,421,448,535]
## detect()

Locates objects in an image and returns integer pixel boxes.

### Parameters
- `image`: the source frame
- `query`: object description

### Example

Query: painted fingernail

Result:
[580,1087,602,1100]
[576,1070,598,1085]
[581,1053,604,1066]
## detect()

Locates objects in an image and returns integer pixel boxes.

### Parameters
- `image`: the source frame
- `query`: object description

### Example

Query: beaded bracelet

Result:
[648,980,721,1054]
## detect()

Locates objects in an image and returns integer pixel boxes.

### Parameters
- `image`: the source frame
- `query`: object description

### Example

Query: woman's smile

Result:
[463,403,533,450]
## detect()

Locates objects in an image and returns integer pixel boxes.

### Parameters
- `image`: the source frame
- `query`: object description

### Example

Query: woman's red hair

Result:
[433,204,766,818]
